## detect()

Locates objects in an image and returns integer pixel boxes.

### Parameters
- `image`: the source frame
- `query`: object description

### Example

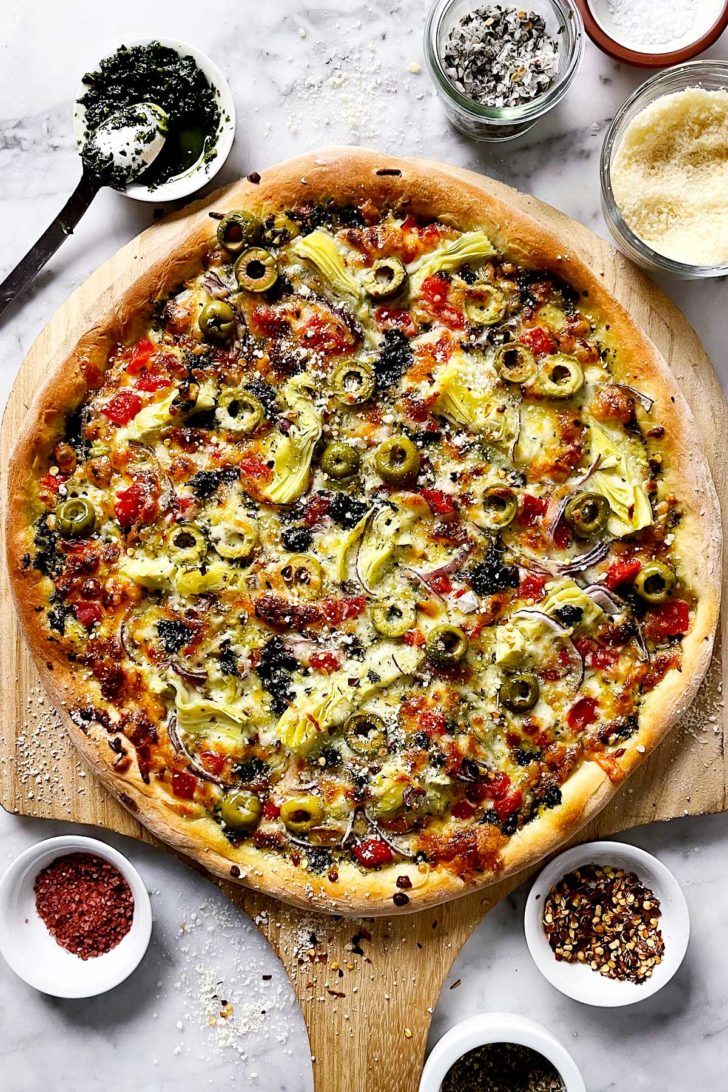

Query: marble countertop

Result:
[1,2,726,1088]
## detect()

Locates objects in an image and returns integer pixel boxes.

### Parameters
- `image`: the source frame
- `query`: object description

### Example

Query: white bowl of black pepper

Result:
[419,1012,586,1092]
[524,840,690,1007]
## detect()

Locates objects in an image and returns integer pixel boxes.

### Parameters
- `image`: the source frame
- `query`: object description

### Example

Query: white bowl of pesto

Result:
[73,37,235,203]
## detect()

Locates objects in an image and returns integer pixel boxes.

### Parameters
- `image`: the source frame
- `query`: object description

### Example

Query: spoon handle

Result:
[0,169,100,323]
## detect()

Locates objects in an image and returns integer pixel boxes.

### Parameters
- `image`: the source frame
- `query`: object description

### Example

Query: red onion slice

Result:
[617,384,654,413]
[545,494,570,543]
[570,455,603,487]
[166,713,225,786]
[582,584,625,616]
[511,609,584,690]
[556,541,610,575]
[363,811,416,858]
[170,660,208,687]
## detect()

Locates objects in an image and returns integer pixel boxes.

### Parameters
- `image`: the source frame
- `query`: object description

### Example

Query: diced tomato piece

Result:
[604,558,641,590]
[351,837,394,869]
[553,521,571,549]
[114,481,156,529]
[420,710,447,735]
[171,769,197,800]
[428,573,454,595]
[404,629,426,647]
[250,304,289,338]
[494,789,523,822]
[519,571,547,600]
[200,751,226,776]
[644,600,690,640]
[567,696,599,731]
[102,389,143,426]
[466,781,490,804]
[591,645,620,670]
[488,770,511,799]
[74,601,103,628]
[520,326,556,357]
[309,650,343,674]
[39,472,64,494]
[421,488,458,517]
[239,452,272,482]
[303,493,331,527]
[419,274,465,329]
[518,493,548,526]
[374,306,416,337]
[124,338,156,375]
[452,798,477,819]
[321,595,367,625]
[263,798,281,820]
[302,312,353,354]
[136,372,172,392]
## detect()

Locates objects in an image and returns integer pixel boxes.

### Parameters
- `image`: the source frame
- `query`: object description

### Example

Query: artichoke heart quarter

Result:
[587,419,653,537]
[260,375,323,505]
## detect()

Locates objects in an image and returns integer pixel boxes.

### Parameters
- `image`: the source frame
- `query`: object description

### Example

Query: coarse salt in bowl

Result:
[524,840,690,1007]
[424,0,585,141]
[0,835,152,998]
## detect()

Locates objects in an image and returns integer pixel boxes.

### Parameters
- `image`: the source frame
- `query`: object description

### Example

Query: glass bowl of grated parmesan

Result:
[424,0,585,141]
[601,61,728,277]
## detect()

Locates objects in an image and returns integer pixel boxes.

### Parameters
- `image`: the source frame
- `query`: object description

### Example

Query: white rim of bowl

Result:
[0,834,152,997]
[419,1012,586,1092]
[524,840,690,1007]
[73,37,236,203]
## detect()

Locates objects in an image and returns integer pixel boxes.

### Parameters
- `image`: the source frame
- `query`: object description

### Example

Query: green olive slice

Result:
[278,554,323,599]
[235,247,279,293]
[55,497,96,537]
[321,441,361,480]
[537,353,584,399]
[198,299,236,344]
[464,284,507,327]
[345,712,387,757]
[209,517,259,561]
[371,599,417,638]
[362,257,407,300]
[426,624,469,669]
[374,434,421,485]
[165,523,207,564]
[331,359,376,406]
[564,492,610,539]
[634,561,676,604]
[262,212,300,248]
[217,210,262,253]
[500,672,540,712]
[215,388,265,433]
[481,486,518,531]
[495,342,537,384]
[220,790,263,832]
[280,794,325,833]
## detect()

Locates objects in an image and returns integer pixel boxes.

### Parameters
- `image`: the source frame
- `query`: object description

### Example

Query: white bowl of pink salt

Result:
[0,834,152,997]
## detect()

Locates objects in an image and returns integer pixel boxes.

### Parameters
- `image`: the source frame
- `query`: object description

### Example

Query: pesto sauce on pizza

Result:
[26,200,694,887]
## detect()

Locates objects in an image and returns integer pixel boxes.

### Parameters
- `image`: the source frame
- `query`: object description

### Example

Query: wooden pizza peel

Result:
[1,158,726,1092]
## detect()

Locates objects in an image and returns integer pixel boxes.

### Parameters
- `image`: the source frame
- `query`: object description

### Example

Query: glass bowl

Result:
[600,61,728,278]
[424,0,585,142]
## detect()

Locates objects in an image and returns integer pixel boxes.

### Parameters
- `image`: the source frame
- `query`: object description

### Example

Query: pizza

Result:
[7,150,720,914]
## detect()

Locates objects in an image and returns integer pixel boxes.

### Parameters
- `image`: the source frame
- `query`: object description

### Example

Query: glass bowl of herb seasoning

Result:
[424,0,585,140]
[419,1012,586,1092]
[74,38,235,202]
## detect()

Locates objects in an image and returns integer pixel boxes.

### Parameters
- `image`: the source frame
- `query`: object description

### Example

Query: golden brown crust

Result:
[6,148,721,915]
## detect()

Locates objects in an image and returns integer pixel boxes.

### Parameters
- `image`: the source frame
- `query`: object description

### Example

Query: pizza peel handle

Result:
[0,171,100,324]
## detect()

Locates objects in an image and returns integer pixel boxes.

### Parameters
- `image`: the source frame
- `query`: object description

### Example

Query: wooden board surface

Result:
[1,157,726,1092]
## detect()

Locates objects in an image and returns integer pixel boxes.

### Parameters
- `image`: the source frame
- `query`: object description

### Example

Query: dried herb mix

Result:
[441,5,559,109]
[442,1042,565,1092]
[79,41,221,188]
[542,862,665,983]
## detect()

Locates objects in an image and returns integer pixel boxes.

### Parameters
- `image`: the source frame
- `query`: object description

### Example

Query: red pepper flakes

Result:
[34,852,134,960]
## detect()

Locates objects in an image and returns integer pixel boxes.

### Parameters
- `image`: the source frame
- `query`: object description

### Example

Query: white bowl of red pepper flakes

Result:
[0,835,152,998]
[524,841,690,1007]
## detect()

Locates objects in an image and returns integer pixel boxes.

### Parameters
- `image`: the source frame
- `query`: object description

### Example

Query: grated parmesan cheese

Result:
[611,87,728,267]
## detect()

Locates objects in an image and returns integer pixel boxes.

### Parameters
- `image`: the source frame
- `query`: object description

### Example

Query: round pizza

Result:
[7,150,720,914]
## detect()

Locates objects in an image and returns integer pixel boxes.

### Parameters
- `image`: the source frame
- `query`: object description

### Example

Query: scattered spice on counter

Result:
[441,5,559,108]
[542,863,664,983]
[442,1042,565,1092]
[34,852,134,959]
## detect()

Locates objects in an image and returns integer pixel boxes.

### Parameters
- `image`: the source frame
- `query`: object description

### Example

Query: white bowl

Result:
[0,835,152,997]
[525,840,689,1007]
[420,1012,585,1092]
[73,37,236,203]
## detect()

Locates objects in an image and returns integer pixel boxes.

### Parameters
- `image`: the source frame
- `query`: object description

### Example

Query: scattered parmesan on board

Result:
[611,88,728,268]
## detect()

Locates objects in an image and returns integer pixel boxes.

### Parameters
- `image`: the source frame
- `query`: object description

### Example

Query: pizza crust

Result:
[5,148,721,915]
